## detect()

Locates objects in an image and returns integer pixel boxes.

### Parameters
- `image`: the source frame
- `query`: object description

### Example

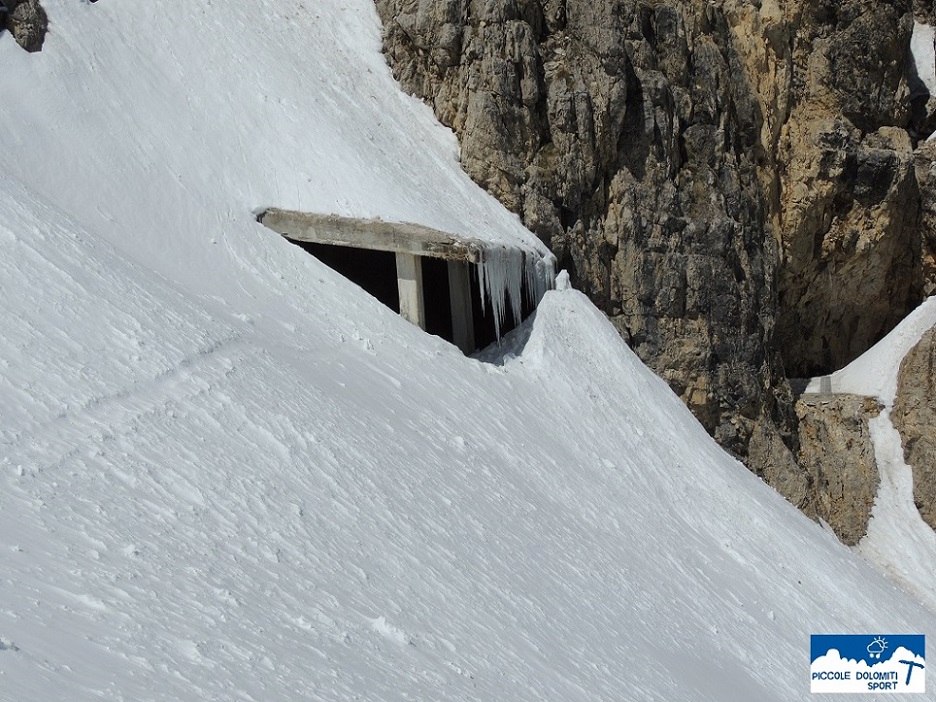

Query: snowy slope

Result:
[1,2,935,701]
[0,0,553,323]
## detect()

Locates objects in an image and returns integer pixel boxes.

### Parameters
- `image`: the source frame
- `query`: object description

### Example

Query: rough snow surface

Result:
[1,2,935,701]
[0,0,553,329]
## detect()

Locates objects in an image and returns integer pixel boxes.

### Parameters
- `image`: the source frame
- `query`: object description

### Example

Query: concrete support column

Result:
[447,261,475,354]
[396,252,425,329]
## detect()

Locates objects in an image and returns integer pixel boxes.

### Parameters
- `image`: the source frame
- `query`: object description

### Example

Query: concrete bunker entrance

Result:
[260,210,535,354]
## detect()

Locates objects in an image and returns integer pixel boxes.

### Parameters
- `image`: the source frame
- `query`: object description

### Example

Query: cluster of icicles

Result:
[475,243,557,340]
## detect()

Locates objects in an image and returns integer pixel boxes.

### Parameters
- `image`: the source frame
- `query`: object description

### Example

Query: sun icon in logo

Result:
[867,637,888,659]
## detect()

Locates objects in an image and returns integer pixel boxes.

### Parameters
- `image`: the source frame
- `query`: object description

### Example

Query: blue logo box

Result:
[811,634,925,694]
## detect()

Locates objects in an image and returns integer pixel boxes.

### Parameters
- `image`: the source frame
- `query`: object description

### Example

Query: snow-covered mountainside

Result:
[1,2,934,700]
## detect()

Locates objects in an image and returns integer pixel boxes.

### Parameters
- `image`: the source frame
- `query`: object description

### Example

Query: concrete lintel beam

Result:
[259,208,483,264]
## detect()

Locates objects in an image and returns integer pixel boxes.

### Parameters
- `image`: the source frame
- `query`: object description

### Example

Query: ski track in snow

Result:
[0,1,935,701]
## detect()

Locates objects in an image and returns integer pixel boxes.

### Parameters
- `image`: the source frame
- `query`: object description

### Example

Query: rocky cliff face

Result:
[774,2,920,376]
[374,0,925,507]
[2,0,48,53]
[893,326,936,530]
[796,393,882,546]
[914,141,936,296]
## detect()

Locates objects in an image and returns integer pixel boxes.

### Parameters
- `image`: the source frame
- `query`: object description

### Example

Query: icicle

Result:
[525,249,557,309]
[476,243,556,341]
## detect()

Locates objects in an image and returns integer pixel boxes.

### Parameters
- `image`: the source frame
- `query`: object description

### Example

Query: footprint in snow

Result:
[0,638,20,652]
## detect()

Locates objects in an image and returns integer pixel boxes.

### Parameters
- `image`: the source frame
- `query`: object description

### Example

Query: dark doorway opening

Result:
[296,242,400,313]
[289,240,536,355]
[421,256,454,342]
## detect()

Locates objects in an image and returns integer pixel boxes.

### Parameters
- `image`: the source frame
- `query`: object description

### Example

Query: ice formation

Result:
[476,243,556,339]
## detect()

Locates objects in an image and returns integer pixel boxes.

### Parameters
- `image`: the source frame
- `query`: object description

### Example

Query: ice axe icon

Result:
[899,659,924,686]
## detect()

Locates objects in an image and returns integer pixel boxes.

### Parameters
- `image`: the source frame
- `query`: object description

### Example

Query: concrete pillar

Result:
[447,261,475,354]
[395,252,425,330]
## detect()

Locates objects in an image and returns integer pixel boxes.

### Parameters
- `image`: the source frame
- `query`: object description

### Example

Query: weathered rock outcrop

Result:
[914,141,936,296]
[796,393,882,545]
[775,2,920,376]
[2,0,48,53]
[892,326,936,531]
[915,0,936,24]
[373,0,923,506]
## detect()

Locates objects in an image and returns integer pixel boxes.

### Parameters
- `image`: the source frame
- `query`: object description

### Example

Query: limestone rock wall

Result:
[3,0,48,53]
[374,0,925,506]
[914,141,936,296]
[775,1,920,376]
[796,394,882,546]
[915,0,936,24]
[893,326,936,530]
